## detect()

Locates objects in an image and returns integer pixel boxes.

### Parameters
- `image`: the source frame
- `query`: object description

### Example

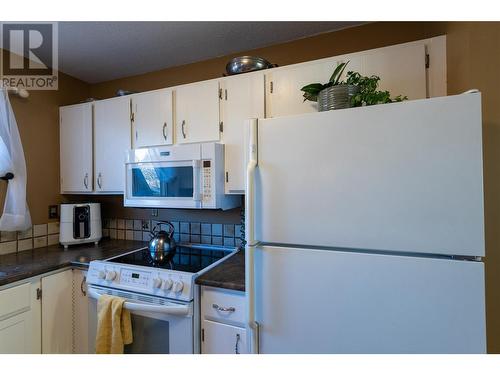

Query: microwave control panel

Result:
[202,160,213,202]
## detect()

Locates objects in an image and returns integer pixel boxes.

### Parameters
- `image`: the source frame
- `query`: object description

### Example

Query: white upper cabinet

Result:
[175,80,220,144]
[220,73,265,194]
[356,42,426,100]
[59,103,93,193]
[131,88,173,148]
[265,37,445,118]
[94,96,131,193]
[265,57,338,118]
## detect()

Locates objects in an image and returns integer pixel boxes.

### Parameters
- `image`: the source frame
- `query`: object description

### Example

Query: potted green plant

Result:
[301,61,407,111]
[301,62,358,111]
[345,71,407,107]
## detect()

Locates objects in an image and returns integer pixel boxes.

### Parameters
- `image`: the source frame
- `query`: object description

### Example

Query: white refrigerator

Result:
[245,92,486,354]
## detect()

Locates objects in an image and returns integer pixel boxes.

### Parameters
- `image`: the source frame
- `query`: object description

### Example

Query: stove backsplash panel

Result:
[103,218,244,249]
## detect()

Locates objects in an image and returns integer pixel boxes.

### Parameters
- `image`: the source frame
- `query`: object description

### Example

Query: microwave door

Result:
[125,161,201,208]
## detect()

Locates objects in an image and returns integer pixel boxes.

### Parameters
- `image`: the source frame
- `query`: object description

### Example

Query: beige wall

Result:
[5,21,500,352]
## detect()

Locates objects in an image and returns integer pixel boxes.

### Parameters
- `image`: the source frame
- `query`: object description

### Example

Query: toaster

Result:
[60,203,102,248]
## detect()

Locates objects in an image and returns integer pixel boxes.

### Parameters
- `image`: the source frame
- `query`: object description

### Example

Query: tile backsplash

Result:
[0,222,60,256]
[0,216,244,257]
[104,218,244,249]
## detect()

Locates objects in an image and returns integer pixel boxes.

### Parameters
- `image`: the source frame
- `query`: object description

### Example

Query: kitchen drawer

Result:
[201,286,245,326]
[0,283,31,321]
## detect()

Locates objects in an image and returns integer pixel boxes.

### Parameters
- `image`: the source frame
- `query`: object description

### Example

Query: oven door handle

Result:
[88,288,191,316]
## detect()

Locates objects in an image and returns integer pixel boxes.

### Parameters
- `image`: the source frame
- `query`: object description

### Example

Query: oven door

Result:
[87,286,195,354]
[124,160,202,208]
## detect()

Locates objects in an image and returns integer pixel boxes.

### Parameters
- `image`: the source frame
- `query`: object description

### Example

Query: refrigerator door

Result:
[254,245,486,353]
[255,93,484,257]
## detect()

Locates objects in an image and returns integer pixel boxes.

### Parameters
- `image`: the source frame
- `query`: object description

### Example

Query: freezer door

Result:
[255,93,484,257]
[254,246,486,353]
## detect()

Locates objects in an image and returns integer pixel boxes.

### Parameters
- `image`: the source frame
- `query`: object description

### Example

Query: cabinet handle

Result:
[181,120,186,139]
[83,173,88,189]
[162,122,167,140]
[97,173,102,189]
[235,333,241,354]
[81,276,87,296]
[212,303,235,312]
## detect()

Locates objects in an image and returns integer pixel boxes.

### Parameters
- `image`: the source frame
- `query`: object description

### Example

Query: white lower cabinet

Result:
[41,269,73,353]
[0,268,90,354]
[202,320,247,354]
[200,286,247,354]
[41,268,89,354]
[0,281,41,354]
[72,269,89,354]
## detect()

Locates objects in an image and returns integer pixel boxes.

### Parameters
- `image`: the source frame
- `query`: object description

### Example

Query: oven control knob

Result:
[98,270,106,280]
[161,279,173,290]
[153,278,162,289]
[105,271,117,281]
[173,281,184,293]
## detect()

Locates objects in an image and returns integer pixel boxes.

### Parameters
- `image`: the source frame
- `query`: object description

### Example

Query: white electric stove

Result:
[86,243,237,354]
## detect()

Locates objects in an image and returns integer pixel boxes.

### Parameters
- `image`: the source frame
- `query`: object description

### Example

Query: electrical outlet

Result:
[151,208,159,217]
[48,205,58,219]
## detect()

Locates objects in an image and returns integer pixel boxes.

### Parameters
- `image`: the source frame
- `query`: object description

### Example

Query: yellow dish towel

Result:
[95,294,133,354]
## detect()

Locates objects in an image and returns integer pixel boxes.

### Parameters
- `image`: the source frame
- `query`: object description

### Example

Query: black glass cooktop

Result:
[107,244,234,274]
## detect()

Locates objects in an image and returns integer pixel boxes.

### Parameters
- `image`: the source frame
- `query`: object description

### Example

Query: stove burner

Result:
[143,251,173,268]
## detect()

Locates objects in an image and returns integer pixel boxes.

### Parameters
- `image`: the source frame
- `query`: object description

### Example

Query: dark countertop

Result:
[196,250,245,292]
[0,239,147,287]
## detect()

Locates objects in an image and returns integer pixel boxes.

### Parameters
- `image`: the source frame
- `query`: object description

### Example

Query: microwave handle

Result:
[192,159,202,201]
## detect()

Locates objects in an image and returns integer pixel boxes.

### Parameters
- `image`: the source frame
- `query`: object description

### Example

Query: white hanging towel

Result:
[0,88,31,231]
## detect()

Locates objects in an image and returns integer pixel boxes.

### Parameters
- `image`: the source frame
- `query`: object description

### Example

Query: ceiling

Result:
[56,22,363,83]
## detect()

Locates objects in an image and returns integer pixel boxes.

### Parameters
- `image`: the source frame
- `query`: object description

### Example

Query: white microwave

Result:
[124,142,240,210]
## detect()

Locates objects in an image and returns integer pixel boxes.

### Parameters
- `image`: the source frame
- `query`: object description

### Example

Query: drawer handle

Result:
[212,303,235,313]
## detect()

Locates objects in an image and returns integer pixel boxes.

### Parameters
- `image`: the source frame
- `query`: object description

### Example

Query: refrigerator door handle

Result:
[245,118,259,354]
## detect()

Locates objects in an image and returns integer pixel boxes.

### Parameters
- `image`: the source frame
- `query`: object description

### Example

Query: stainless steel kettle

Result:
[148,221,176,264]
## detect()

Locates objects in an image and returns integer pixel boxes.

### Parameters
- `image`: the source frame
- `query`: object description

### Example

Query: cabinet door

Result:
[94,96,131,193]
[221,73,265,194]
[132,89,173,148]
[360,42,426,100]
[0,281,41,354]
[59,103,93,193]
[265,57,339,118]
[201,320,247,354]
[73,269,89,354]
[265,40,430,118]
[175,80,220,144]
[41,270,73,354]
